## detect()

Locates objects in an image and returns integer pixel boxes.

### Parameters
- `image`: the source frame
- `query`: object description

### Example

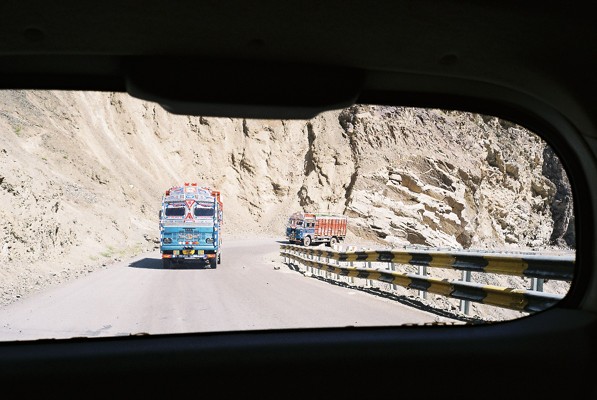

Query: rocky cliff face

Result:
[336,105,574,251]
[0,90,574,276]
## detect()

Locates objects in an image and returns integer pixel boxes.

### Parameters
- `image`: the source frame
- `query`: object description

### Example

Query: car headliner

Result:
[0,2,595,129]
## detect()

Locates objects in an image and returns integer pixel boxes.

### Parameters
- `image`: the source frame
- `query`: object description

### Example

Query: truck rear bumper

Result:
[161,248,217,260]
[161,248,220,268]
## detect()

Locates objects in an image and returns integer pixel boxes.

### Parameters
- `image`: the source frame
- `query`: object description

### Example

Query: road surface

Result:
[0,237,456,341]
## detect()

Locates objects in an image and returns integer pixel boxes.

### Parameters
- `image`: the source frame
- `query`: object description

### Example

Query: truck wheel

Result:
[210,258,217,269]
[303,236,311,246]
[217,253,221,264]
[162,259,171,268]
[330,237,338,247]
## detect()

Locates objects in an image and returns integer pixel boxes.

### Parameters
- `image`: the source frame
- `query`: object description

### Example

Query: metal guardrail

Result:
[279,244,575,313]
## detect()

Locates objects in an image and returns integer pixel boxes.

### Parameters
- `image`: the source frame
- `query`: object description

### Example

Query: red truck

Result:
[286,212,347,246]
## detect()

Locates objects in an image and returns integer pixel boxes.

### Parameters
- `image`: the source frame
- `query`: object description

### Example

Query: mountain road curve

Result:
[0,237,457,341]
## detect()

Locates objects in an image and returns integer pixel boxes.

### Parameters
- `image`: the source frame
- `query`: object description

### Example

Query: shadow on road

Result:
[127,258,214,270]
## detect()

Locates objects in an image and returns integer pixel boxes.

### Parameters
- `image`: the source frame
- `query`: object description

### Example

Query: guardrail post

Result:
[316,251,321,278]
[333,244,340,281]
[390,262,396,291]
[295,248,300,271]
[530,277,544,292]
[324,251,331,280]
[348,245,355,285]
[418,265,427,299]
[460,270,471,315]
[366,247,373,287]
[302,248,306,273]
[304,248,312,277]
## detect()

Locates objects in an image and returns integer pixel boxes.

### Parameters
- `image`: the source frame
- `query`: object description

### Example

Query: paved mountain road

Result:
[0,237,449,341]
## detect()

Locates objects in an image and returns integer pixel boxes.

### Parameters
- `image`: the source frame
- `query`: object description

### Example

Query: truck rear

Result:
[286,212,347,246]
[159,183,223,268]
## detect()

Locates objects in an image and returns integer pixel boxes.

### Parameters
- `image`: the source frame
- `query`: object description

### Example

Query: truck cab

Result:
[286,213,316,246]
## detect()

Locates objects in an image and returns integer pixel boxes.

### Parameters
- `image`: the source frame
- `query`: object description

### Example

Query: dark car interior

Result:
[1,1,596,397]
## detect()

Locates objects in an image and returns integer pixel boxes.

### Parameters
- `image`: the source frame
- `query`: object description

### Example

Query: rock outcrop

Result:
[0,91,574,308]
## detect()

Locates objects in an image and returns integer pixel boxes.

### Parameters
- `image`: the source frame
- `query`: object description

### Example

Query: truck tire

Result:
[329,237,338,247]
[303,236,311,246]
[210,258,217,269]
[217,253,221,264]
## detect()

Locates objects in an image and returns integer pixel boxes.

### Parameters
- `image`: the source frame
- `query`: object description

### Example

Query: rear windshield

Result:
[194,207,215,217]
[165,207,185,217]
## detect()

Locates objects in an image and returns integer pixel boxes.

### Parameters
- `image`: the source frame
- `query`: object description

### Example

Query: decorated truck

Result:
[159,183,223,268]
[286,212,347,246]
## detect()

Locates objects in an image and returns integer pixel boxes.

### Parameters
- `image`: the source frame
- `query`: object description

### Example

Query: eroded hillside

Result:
[0,90,574,306]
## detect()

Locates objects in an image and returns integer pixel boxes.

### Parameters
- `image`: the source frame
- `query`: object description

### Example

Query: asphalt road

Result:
[0,237,450,341]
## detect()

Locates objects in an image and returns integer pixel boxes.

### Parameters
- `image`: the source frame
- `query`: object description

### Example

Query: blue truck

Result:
[159,183,223,268]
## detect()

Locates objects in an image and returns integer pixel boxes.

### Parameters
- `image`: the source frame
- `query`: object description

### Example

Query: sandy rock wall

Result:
[335,105,573,251]
[0,91,574,277]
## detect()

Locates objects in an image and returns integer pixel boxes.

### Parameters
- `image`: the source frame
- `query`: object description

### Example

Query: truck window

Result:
[194,207,215,217]
[165,207,185,217]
